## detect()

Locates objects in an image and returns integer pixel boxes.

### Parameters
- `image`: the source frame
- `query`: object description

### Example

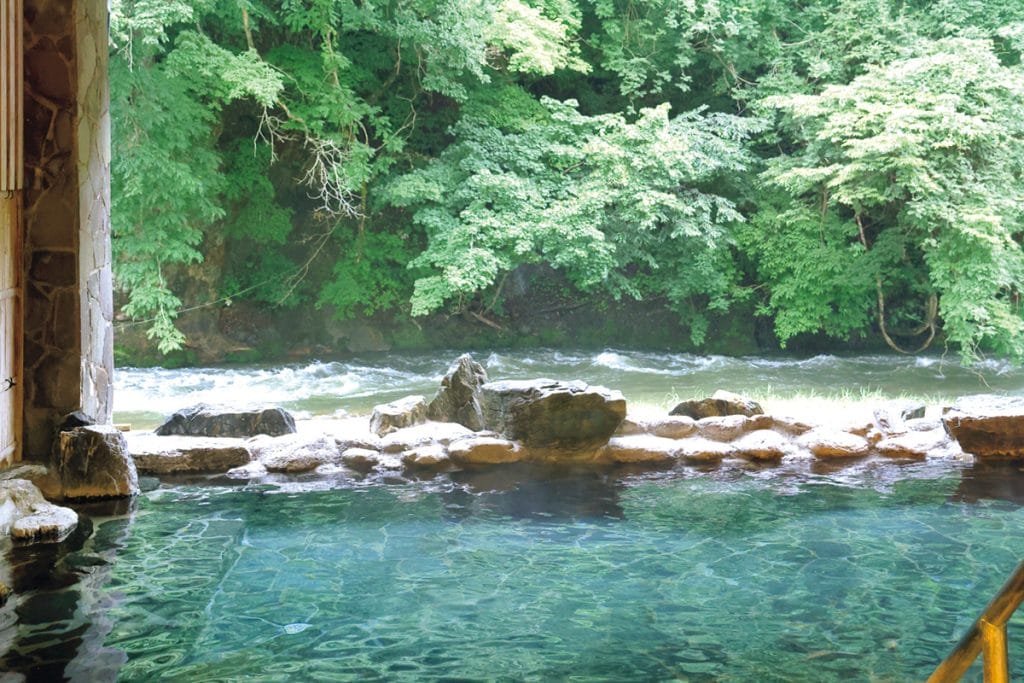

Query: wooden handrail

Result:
[929,561,1024,682]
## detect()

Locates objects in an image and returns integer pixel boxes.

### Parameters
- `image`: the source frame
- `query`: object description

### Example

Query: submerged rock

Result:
[481,379,626,451]
[226,461,269,479]
[127,434,252,474]
[798,429,870,459]
[0,479,78,543]
[427,354,488,431]
[54,425,139,500]
[369,395,428,437]
[155,404,296,438]
[943,395,1024,458]
[670,390,763,420]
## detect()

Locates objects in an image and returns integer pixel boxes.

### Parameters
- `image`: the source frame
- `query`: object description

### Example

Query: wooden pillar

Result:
[1,0,25,466]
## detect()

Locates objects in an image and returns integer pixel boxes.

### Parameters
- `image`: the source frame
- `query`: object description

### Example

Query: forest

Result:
[109,0,1024,364]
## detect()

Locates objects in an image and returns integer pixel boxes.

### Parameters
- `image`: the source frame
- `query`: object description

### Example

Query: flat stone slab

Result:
[876,429,952,460]
[798,429,870,459]
[697,415,772,442]
[677,438,737,463]
[943,395,1024,458]
[127,434,252,474]
[626,416,698,440]
[250,434,344,473]
[381,422,475,453]
[448,437,522,465]
[0,479,78,543]
[604,435,679,464]
[401,445,451,469]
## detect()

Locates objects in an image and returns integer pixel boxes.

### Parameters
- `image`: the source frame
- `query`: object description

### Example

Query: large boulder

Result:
[943,395,1024,458]
[427,354,488,431]
[0,479,78,543]
[670,390,763,419]
[127,434,252,474]
[369,395,428,437]
[54,426,139,500]
[155,404,296,438]
[481,379,626,451]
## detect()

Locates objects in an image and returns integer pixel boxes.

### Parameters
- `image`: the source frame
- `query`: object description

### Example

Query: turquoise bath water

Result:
[4,461,1024,681]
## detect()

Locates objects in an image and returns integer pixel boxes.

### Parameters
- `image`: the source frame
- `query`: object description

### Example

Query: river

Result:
[113,349,1024,429]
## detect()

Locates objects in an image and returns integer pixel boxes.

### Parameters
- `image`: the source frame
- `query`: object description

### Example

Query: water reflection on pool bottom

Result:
[4,461,1024,682]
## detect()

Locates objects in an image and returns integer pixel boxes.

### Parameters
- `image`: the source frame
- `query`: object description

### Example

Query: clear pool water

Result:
[3,460,1024,681]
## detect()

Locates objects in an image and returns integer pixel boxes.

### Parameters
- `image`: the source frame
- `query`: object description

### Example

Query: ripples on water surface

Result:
[3,462,1024,681]
[113,349,1024,428]
[6,351,1020,680]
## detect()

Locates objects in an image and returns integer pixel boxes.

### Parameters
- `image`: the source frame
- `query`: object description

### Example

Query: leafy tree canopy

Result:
[108,0,1024,363]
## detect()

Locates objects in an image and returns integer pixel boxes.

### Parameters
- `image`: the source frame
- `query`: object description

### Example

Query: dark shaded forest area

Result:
[109,0,1024,364]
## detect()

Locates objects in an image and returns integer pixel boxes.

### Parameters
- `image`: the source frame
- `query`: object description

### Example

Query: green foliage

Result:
[109,0,1024,364]
[760,37,1024,362]
[110,58,224,354]
[317,230,418,318]
[385,99,757,343]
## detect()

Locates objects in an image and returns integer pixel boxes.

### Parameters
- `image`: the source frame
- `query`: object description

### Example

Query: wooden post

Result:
[929,562,1024,682]
[1,0,24,466]
[980,619,1009,683]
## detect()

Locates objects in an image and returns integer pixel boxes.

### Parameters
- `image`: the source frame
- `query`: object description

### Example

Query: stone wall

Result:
[21,0,112,459]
